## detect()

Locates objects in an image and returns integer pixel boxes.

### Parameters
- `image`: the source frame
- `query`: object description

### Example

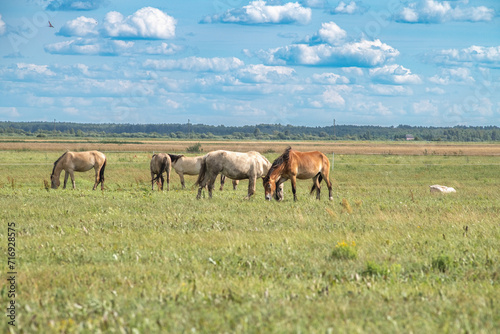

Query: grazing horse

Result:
[168,154,238,190]
[195,150,272,199]
[263,147,333,201]
[150,153,171,191]
[51,151,106,190]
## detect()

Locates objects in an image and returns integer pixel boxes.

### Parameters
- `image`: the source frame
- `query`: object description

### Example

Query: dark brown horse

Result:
[150,153,171,191]
[263,147,333,201]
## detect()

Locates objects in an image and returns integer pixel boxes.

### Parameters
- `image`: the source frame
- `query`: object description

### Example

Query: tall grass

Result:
[0,150,498,333]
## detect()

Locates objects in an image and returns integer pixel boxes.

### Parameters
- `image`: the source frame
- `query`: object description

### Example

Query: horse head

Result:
[263,175,274,201]
[50,174,60,189]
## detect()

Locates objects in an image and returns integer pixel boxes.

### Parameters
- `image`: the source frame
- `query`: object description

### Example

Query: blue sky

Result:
[0,0,499,126]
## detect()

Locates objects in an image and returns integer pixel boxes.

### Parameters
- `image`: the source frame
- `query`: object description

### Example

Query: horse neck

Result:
[268,163,285,182]
[52,160,64,178]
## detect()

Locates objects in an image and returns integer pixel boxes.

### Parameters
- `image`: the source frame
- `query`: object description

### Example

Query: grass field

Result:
[1,142,499,333]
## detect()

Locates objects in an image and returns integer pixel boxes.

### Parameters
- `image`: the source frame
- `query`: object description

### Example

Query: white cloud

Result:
[261,38,399,67]
[413,99,438,115]
[46,0,105,11]
[432,45,500,66]
[15,63,56,79]
[163,98,180,109]
[370,84,413,96]
[58,16,99,37]
[352,100,395,117]
[369,64,422,84]
[333,1,358,14]
[310,72,350,84]
[103,7,176,39]
[429,67,475,85]
[396,0,494,23]
[304,21,346,45]
[0,14,6,36]
[45,38,134,56]
[202,1,312,25]
[0,107,20,118]
[143,57,244,72]
[145,43,182,55]
[237,64,295,83]
[322,87,346,107]
[308,86,347,108]
[426,87,446,95]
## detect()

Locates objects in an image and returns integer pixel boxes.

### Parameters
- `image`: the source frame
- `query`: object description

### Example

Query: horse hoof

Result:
[329,196,333,201]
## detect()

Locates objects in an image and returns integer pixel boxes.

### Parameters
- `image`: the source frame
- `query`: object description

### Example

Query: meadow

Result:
[0,141,499,333]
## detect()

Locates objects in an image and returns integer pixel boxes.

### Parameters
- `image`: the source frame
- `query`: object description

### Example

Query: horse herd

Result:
[50,147,334,201]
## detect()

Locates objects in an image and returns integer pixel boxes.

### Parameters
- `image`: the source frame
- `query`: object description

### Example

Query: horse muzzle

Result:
[265,194,272,201]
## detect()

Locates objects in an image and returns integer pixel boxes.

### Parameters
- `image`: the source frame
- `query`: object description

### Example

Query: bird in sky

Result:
[48,21,54,28]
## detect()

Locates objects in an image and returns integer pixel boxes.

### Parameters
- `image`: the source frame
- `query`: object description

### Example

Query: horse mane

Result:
[263,146,292,183]
[51,151,68,176]
[168,154,184,163]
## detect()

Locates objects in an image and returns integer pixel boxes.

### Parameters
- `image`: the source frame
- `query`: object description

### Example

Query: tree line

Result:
[1,121,499,142]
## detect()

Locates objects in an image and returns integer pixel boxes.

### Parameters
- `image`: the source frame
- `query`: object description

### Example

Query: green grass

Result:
[0,150,499,333]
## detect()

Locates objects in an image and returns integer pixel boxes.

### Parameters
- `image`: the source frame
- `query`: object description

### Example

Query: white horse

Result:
[168,154,238,190]
[195,150,273,199]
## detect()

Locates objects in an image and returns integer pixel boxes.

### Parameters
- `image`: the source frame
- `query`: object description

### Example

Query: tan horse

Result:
[168,154,238,190]
[195,150,271,199]
[51,151,106,190]
[263,147,333,201]
[150,153,171,191]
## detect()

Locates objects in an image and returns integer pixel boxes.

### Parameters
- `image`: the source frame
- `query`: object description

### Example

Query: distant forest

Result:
[1,121,500,142]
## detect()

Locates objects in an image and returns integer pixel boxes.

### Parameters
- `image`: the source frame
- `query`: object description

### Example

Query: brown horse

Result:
[51,151,107,190]
[263,147,333,201]
[150,153,171,191]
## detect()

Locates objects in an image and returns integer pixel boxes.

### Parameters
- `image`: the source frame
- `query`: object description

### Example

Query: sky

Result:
[0,0,499,127]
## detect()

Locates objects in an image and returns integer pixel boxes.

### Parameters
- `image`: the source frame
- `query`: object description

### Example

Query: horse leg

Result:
[207,177,215,198]
[313,174,321,200]
[179,173,185,189]
[291,176,298,201]
[220,175,225,191]
[275,177,286,201]
[160,174,164,191]
[197,174,209,199]
[246,177,256,199]
[321,171,334,201]
[63,171,69,189]
[70,171,76,189]
[196,184,203,199]
[166,169,170,191]
[233,179,238,190]
[94,166,101,190]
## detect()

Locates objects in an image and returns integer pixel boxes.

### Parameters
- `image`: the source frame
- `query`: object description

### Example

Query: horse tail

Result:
[99,158,107,184]
[195,156,207,186]
[310,172,322,194]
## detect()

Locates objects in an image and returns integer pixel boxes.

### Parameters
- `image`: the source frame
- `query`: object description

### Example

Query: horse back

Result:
[291,150,329,178]
[173,155,203,175]
[206,150,266,179]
